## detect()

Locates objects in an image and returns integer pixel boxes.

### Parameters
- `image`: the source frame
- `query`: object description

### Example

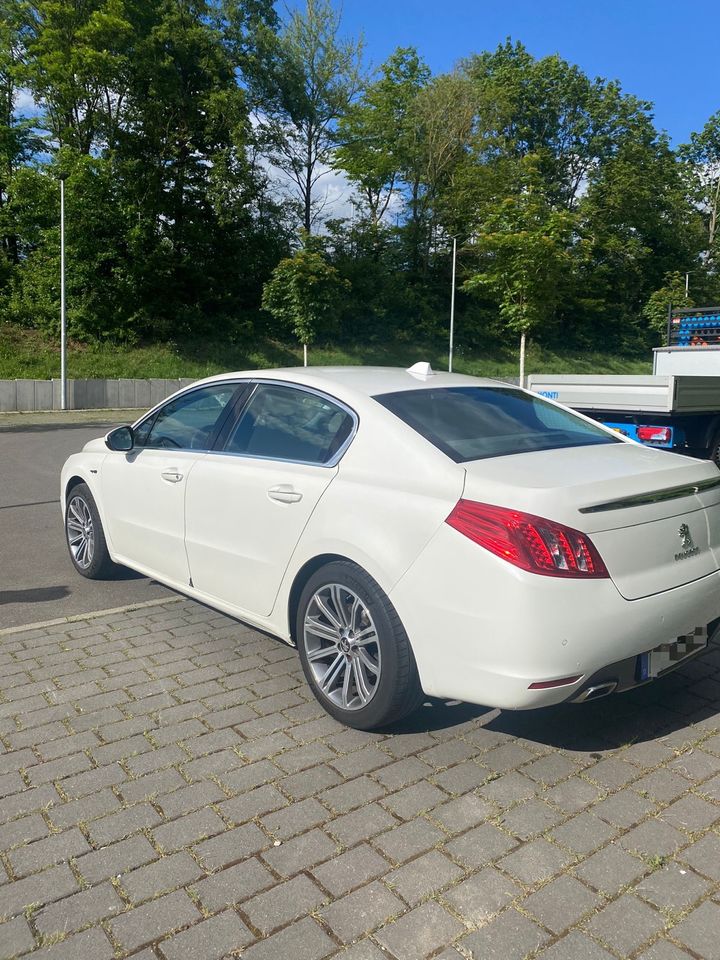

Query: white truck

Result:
[527,305,720,465]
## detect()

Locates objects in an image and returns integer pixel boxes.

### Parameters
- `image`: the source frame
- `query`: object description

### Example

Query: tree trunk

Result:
[303,343,308,367]
[519,331,526,388]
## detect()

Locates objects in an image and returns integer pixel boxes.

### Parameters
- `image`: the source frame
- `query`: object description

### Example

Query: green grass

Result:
[0,321,652,380]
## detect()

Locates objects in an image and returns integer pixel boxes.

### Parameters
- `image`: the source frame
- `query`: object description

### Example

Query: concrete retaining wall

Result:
[0,373,522,412]
[0,378,198,412]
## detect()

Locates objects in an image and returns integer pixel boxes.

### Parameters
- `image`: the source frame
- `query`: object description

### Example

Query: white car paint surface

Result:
[61,366,720,724]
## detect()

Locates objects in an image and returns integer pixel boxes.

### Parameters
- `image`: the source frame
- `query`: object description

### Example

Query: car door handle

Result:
[161,469,184,483]
[268,484,303,503]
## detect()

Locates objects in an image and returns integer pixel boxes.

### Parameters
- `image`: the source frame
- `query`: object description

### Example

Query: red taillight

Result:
[636,426,672,443]
[445,500,609,578]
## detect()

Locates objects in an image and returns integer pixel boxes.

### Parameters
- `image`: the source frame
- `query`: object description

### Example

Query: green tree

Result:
[217,0,278,84]
[335,47,429,228]
[0,0,38,285]
[262,235,349,364]
[25,0,138,153]
[8,152,138,339]
[2,15,715,362]
[403,71,476,269]
[461,41,656,211]
[463,158,576,382]
[681,111,720,266]
[252,0,364,233]
[442,41,705,352]
[8,0,288,341]
[642,272,694,339]
[118,0,269,334]
[579,132,704,348]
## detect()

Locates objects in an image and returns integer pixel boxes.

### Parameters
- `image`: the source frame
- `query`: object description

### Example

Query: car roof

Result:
[194,365,513,401]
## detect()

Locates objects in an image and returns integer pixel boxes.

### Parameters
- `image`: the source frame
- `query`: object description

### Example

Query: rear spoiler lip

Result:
[579,475,720,514]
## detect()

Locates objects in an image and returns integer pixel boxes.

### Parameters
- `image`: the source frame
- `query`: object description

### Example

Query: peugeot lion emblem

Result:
[675,523,699,561]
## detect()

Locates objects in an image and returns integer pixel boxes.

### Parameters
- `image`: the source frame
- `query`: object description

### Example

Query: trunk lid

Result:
[461,443,720,600]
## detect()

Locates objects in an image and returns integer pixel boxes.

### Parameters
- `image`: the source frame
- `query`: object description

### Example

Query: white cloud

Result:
[311,162,357,222]
[14,87,38,117]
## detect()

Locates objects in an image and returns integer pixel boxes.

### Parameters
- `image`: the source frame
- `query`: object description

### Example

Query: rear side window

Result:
[224,384,354,464]
[375,387,620,462]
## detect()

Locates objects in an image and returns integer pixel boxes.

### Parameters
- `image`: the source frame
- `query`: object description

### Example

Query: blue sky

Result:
[305,0,720,145]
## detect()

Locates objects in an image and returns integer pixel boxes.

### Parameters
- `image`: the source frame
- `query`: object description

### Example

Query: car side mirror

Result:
[105,425,135,452]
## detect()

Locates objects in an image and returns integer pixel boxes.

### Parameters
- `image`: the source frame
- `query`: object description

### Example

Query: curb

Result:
[0,594,182,637]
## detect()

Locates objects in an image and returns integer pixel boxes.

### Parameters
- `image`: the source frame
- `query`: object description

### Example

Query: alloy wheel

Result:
[302,583,381,710]
[66,495,95,570]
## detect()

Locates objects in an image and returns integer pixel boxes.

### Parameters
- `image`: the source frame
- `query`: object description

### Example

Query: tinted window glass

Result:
[225,384,354,464]
[132,415,155,448]
[375,387,619,462]
[140,384,236,450]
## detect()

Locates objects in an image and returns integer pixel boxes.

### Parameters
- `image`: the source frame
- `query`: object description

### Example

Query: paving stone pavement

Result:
[1,598,720,959]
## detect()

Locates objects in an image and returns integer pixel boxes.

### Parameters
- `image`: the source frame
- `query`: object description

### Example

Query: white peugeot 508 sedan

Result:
[61,365,720,729]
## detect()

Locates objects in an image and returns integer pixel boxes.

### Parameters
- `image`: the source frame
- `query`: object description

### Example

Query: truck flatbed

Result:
[525,306,720,461]
[526,374,720,414]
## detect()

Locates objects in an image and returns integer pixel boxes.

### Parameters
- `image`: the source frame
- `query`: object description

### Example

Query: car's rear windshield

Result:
[374,386,620,462]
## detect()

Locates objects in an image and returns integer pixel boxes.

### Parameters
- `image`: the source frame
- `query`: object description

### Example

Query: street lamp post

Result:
[449,236,457,373]
[59,172,67,410]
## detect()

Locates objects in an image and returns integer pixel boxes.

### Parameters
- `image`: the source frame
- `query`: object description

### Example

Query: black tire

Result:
[296,560,423,730]
[64,482,116,579]
[710,434,720,470]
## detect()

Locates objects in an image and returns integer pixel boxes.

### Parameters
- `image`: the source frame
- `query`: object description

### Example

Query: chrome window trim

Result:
[579,475,720,514]
[210,378,359,469]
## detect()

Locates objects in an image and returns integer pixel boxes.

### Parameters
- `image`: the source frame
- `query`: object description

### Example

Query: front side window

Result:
[225,384,354,464]
[375,387,620,462]
[137,384,237,450]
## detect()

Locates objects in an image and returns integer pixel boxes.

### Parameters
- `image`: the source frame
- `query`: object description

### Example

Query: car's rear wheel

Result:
[710,432,720,470]
[296,561,423,730]
[65,482,115,579]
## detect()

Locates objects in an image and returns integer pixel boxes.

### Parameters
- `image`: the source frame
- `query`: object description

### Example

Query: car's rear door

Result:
[184,382,356,617]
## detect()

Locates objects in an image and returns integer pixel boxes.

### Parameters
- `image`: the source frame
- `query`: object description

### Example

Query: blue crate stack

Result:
[672,311,720,346]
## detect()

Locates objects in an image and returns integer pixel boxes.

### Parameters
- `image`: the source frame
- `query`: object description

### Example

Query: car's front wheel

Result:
[65,482,115,579]
[296,561,423,730]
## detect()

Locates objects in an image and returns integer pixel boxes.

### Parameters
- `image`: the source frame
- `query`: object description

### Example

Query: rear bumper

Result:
[564,616,720,703]
[390,524,720,710]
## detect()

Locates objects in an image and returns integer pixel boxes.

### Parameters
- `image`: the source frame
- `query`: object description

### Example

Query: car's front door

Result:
[100,383,239,586]
[184,382,356,617]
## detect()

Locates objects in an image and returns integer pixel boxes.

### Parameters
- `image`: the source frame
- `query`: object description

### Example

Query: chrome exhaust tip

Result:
[572,681,618,704]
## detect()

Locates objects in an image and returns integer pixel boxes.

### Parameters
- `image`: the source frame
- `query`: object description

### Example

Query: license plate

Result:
[638,627,709,681]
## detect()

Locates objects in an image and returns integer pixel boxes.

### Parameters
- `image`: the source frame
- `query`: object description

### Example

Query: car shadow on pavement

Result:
[391,642,720,753]
[482,662,719,754]
[100,566,153,582]
[380,698,497,736]
[0,585,70,605]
